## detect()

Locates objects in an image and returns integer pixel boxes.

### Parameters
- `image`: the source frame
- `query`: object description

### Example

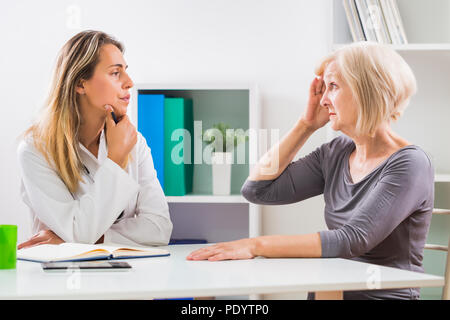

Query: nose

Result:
[123,71,134,90]
[320,91,331,109]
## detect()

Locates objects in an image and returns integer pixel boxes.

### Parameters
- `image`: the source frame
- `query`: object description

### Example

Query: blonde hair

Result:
[24,30,125,193]
[315,41,417,137]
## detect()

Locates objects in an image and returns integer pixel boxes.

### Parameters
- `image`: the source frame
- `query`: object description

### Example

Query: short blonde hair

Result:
[315,41,417,137]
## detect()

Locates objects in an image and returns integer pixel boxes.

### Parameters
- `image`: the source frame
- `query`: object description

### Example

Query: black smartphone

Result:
[42,260,131,271]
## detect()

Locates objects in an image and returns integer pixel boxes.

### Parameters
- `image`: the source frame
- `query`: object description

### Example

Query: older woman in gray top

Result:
[187,42,434,300]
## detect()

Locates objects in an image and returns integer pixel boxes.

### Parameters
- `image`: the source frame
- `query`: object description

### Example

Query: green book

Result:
[164,98,193,196]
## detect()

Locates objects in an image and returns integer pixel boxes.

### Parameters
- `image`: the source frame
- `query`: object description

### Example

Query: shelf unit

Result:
[166,194,248,203]
[331,0,450,300]
[332,43,450,52]
[436,175,450,183]
[131,83,261,243]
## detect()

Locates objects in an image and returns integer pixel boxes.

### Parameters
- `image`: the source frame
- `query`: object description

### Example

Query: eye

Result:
[112,71,120,77]
[328,82,337,89]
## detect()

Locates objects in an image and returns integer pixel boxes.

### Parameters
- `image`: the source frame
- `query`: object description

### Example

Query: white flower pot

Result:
[211,152,232,195]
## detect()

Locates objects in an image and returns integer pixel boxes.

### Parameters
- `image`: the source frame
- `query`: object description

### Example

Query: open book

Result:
[17,242,170,263]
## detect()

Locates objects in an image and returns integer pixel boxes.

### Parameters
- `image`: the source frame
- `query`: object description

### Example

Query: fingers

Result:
[309,77,319,96]
[17,230,63,250]
[104,105,116,127]
[187,245,221,261]
[18,236,44,250]
[186,244,239,261]
[314,76,325,96]
[208,252,229,261]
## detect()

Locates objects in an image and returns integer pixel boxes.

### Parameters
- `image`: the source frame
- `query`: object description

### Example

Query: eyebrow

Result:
[108,63,128,69]
[324,72,335,79]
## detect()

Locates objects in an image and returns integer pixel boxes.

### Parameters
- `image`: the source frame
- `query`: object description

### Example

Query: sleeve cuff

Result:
[103,227,139,246]
[319,230,339,258]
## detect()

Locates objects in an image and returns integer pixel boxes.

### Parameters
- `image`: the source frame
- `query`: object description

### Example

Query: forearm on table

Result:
[253,233,322,258]
[249,119,315,181]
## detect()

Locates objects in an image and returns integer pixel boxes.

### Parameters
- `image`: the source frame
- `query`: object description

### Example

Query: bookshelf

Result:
[332,0,450,300]
[166,195,247,203]
[332,43,450,52]
[131,83,262,243]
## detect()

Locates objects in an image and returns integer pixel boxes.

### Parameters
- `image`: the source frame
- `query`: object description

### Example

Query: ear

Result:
[75,79,86,95]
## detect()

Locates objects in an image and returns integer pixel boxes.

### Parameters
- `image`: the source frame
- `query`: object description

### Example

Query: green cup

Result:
[0,225,18,269]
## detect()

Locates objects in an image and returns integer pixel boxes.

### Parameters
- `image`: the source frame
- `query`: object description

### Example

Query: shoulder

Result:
[316,134,353,159]
[386,145,433,174]
[17,135,53,171]
[17,135,40,161]
[324,134,353,151]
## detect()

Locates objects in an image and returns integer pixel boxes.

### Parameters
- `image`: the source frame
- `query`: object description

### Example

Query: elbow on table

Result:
[143,216,173,246]
[321,227,373,259]
[71,230,102,245]
[158,217,173,245]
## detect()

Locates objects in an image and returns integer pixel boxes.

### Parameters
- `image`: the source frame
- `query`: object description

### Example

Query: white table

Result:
[0,244,444,299]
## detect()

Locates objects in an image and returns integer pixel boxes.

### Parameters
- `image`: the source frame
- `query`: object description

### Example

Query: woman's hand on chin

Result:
[186,238,257,261]
[17,230,64,250]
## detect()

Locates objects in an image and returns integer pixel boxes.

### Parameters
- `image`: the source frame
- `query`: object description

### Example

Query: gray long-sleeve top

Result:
[241,135,434,300]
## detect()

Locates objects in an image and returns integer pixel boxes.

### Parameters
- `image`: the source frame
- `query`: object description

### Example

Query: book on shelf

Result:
[343,0,407,44]
[138,94,166,190]
[379,0,402,44]
[387,0,408,44]
[17,242,170,263]
[354,0,378,41]
[342,0,366,42]
[164,97,194,196]
[366,0,392,44]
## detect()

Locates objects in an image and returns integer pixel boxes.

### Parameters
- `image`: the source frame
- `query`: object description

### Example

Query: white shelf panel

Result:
[394,43,450,51]
[332,43,450,52]
[166,194,248,203]
[435,174,450,183]
[432,208,450,215]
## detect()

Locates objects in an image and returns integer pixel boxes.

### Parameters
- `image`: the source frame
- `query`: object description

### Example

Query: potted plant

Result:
[203,122,248,195]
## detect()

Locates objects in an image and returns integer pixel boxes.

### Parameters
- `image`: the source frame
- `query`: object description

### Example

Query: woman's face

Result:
[320,61,358,135]
[77,43,133,118]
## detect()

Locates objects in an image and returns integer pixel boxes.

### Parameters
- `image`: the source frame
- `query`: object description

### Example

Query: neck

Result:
[346,123,405,162]
[78,100,106,149]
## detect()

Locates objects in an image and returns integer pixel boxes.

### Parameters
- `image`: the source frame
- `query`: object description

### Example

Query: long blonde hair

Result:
[24,30,124,194]
[315,41,417,137]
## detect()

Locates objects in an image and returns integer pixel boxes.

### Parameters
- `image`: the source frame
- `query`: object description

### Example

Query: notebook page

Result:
[99,243,170,257]
[17,243,110,261]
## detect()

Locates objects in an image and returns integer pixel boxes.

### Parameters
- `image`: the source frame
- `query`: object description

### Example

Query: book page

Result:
[17,243,110,262]
[99,242,170,257]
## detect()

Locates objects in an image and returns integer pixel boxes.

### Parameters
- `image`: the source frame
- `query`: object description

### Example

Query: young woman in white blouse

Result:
[17,30,172,248]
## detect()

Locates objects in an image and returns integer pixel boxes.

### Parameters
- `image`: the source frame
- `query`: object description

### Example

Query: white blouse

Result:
[17,129,173,246]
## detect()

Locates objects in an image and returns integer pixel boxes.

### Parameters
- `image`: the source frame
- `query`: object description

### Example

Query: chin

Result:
[113,105,127,117]
[330,122,340,131]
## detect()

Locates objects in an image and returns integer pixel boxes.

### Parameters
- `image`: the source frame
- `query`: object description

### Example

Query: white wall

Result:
[1,0,331,298]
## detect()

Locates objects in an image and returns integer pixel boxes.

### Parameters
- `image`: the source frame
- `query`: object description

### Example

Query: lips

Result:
[120,94,130,103]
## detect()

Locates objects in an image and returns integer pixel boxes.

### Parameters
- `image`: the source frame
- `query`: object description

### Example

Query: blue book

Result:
[138,94,165,190]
